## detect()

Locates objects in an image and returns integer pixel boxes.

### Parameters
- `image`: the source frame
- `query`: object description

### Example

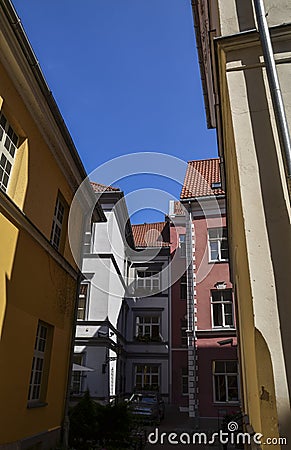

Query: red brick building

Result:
[169,158,240,427]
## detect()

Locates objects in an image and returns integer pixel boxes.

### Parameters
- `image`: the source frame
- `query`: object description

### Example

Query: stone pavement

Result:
[144,405,223,449]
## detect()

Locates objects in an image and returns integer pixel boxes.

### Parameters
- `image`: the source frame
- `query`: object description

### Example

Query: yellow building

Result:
[192,0,291,447]
[0,0,104,448]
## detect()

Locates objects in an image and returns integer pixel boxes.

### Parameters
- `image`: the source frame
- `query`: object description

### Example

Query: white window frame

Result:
[135,315,161,341]
[211,289,234,328]
[208,227,229,262]
[0,113,18,192]
[213,361,239,403]
[77,283,89,320]
[136,270,160,291]
[50,195,65,250]
[28,322,48,403]
[134,364,160,390]
[179,234,186,258]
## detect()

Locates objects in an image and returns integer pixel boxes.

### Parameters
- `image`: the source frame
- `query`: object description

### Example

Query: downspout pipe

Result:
[253,0,291,178]
[185,202,197,420]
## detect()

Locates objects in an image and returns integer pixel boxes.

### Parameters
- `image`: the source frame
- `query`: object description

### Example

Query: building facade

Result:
[73,194,171,402]
[73,183,132,402]
[169,159,239,428]
[125,222,170,401]
[192,0,291,445]
[0,0,104,448]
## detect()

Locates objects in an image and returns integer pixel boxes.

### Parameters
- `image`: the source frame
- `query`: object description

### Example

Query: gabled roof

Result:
[90,181,120,193]
[180,158,224,199]
[132,222,170,248]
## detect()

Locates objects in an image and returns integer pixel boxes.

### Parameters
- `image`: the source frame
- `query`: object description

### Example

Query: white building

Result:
[72,187,171,402]
[73,183,133,401]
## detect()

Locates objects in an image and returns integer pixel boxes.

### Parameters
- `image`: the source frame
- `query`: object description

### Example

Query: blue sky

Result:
[12,0,217,223]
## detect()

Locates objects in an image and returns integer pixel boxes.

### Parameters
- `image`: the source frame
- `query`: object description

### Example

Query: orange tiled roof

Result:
[180,158,224,199]
[90,181,120,193]
[132,222,170,247]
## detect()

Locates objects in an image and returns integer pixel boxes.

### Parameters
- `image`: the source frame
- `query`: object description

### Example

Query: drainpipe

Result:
[185,202,197,421]
[253,0,291,178]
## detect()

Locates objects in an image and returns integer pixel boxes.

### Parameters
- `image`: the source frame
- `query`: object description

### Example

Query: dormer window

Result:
[211,182,222,189]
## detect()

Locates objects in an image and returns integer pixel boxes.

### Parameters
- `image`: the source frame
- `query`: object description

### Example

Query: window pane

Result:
[215,375,226,401]
[228,375,239,401]
[153,279,159,288]
[210,241,219,260]
[213,304,223,326]
[223,290,233,301]
[212,291,222,302]
[208,228,218,238]
[221,240,229,259]
[226,361,238,373]
[214,361,225,373]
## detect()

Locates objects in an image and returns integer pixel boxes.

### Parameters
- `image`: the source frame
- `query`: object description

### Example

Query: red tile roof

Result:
[180,158,224,199]
[90,181,120,193]
[132,222,170,247]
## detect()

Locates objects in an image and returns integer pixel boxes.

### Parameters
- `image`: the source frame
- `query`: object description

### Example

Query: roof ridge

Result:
[132,221,167,227]
[90,181,120,192]
[187,157,220,164]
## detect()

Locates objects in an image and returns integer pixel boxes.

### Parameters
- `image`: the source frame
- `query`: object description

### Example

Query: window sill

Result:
[213,401,240,405]
[27,401,48,409]
[209,260,229,264]
[212,327,236,330]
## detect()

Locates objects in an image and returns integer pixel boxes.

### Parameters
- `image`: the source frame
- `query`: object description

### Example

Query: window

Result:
[0,113,18,192]
[50,195,66,251]
[136,270,160,291]
[180,319,188,347]
[72,354,84,395]
[179,234,186,257]
[135,364,159,390]
[213,361,239,403]
[180,273,187,299]
[182,368,188,395]
[28,322,52,404]
[211,289,234,328]
[208,227,229,262]
[135,316,160,342]
[211,182,222,189]
[77,283,89,320]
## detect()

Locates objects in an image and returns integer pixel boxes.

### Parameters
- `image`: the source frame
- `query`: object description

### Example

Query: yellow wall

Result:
[217,33,290,447]
[0,60,77,268]
[0,225,76,440]
[0,13,83,447]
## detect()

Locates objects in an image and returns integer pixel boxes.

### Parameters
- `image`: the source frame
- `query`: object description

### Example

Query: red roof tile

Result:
[132,222,170,247]
[180,158,224,199]
[90,181,120,193]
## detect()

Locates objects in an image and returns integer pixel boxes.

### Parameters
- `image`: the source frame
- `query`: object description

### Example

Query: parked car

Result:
[127,392,165,423]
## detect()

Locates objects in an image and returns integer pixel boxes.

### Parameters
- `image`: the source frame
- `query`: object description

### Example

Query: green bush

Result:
[69,392,133,449]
